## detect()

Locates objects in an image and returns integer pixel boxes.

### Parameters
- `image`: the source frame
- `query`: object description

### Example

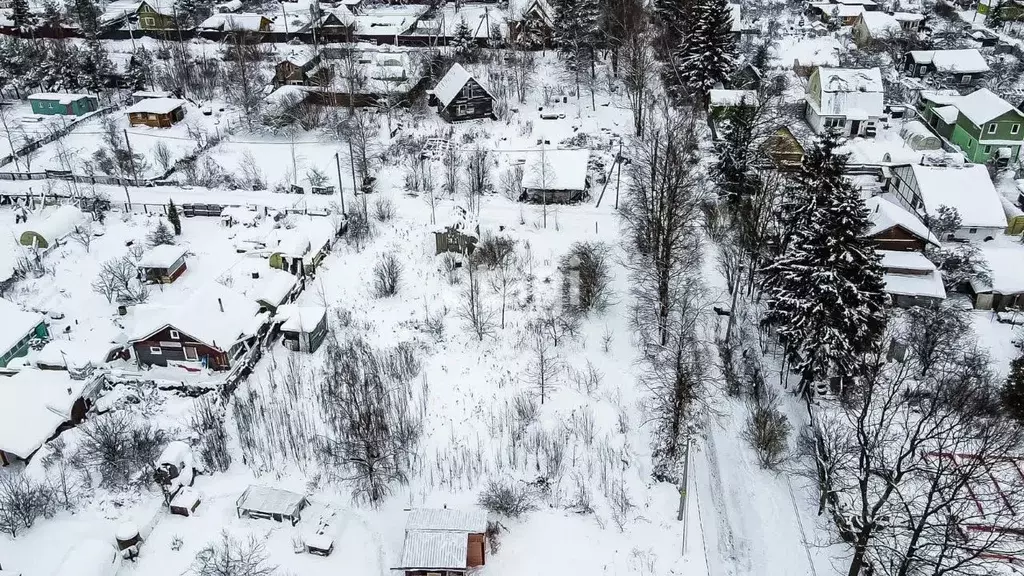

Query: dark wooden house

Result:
[430,63,495,122]
[274,54,332,87]
[126,97,186,128]
[864,196,939,252]
[759,126,805,171]
[509,0,554,47]
[904,49,989,87]
[137,244,188,284]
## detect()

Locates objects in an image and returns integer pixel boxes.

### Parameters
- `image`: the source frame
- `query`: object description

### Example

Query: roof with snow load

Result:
[432,63,493,108]
[125,97,186,115]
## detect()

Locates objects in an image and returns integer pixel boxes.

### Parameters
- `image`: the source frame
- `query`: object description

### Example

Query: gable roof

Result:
[953,88,1021,127]
[908,49,989,74]
[432,63,492,108]
[818,67,883,92]
[908,164,1006,229]
[865,196,940,245]
[198,13,270,31]
[125,97,186,115]
[138,244,186,269]
[406,508,488,532]
[810,67,883,118]
[128,283,261,350]
[858,11,900,36]
[521,149,591,191]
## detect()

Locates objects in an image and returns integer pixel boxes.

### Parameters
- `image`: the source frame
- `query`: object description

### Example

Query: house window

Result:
[1012,124,1021,135]
[969,228,978,234]
[150,346,162,355]
[169,330,180,340]
[961,74,972,85]
[823,117,845,129]
[988,123,998,134]
[985,145,992,154]
[143,16,155,26]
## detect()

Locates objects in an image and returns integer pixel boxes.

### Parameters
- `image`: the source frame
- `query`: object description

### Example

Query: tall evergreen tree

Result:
[167,199,181,235]
[552,0,600,98]
[715,102,758,204]
[77,37,113,94]
[450,19,477,61]
[1002,352,1024,422]
[674,0,736,103]
[762,132,888,397]
[126,46,154,92]
[71,0,101,36]
[12,0,32,29]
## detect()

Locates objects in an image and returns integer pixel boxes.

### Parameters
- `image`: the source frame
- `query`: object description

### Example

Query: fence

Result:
[0,106,118,169]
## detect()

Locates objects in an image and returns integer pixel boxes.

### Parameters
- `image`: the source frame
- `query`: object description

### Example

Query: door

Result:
[849,120,861,135]
[184,347,198,361]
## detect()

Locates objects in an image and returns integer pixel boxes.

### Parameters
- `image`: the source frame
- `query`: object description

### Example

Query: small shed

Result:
[170,488,201,516]
[520,148,591,203]
[17,205,88,249]
[275,305,328,353]
[269,230,311,275]
[434,222,479,256]
[304,533,335,556]
[397,508,488,576]
[52,540,120,576]
[27,93,98,116]
[126,97,186,128]
[236,485,308,525]
[137,244,187,284]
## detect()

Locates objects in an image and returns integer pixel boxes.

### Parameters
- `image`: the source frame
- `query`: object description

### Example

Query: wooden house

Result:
[275,305,328,353]
[126,284,263,371]
[302,6,355,39]
[136,0,177,30]
[864,196,939,252]
[0,298,48,368]
[197,12,272,31]
[759,126,805,170]
[877,249,946,308]
[917,88,1024,165]
[27,93,98,116]
[137,244,187,284]
[904,49,988,87]
[520,148,591,203]
[126,97,186,128]
[852,11,900,47]
[430,63,495,123]
[397,508,488,576]
[237,486,308,525]
[274,55,332,87]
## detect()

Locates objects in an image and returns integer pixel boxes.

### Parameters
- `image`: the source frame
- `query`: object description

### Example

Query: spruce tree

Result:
[167,200,181,235]
[1002,353,1024,422]
[988,4,1005,29]
[126,47,154,92]
[451,19,477,61]
[71,0,101,35]
[147,221,176,247]
[715,102,757,204]
[78,37,113,95]
[762,132,888,397]
[12,0,32,29]
[552,0,600,98]
[674,0,736,104]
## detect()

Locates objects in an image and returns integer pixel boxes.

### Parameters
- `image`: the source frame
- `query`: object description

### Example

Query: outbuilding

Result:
[885,162,1007,241]
[877,249,946,308]
[864,196,940,252]
[0,298,48,368]
[27,93,98,116]
[396,508,488,576]
[236,485,308,525]
[970,246,1024,310]
[17,205,88,250]
[137,244,188,284]
[520,148,591,203]
[275,305,328,353]
[126,97,187,128]
[430,63,495,123]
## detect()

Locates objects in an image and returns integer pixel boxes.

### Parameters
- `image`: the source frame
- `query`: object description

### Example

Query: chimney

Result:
[218,298,224,312]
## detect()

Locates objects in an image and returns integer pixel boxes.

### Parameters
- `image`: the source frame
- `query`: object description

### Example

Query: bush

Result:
[474,234,516,269]
[77,412,168,488]
[189,397,231,473]
[192,531,277,576]
[345,209,374,251]
[742,389,791,470]
[373,196,396,222]
[0,472,53,537]
[561,242,612,313]
[477,478,536,518]
[372,252,402,297]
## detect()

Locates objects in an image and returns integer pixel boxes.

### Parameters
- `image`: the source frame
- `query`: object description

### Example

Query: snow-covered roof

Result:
[198,13,270,31]
[908,49,989,74]
[865,196,939,245]
[17,205,87,246]
[810,67,883,118]
[399,531,468,570]
[909,164,1006,230]
[892,11,925,21]
[216,0,243,11]
[137,244,186,269]
[883,269,946,299]
[857,11,900,36]
[129,283,260,350]
[0,370,95,460]
[272,229,311,257]
[972,246,1024,294]
[406,508,488,532]
[952,88,1020,127]
[809,3,864,17]
[27,93,93,105]
[521,149,591,191]
[52,540,119,576]
[276,305,326,333]
[133,90,174,99]
[125,97,186,115]
[236,485,306,516]
[35,339,106,370]
[709,89,758,107]
[256,270,298,308]
[932,105,960,124]
[0,298,44,356]
[171,487,200,508]
[878,249,935,272]
[432,63,492,108]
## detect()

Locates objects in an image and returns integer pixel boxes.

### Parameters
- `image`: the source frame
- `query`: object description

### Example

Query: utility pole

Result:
[126,10,136,51]
[123,130,138,210]
[614,139,623,209]
[280,0,289,40]
[334,151,346,215]
[679,439,690,555]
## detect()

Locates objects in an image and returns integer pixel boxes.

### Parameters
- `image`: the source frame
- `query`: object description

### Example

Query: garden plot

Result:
[0,101,79,162]
[14,101,240,179]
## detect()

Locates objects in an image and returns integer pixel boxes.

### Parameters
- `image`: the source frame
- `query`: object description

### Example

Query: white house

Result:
[804,67,883,137]
[885,162,1007,241]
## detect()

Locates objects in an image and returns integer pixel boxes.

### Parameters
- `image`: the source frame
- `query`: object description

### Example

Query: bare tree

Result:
[465,146,491,216]
[508,50,535,104]
[0,471,53,538]
[621,16,657,137]
[443,145,461,197]
[69,223,93,253]
[191,531,277,576]
[902,302,970,378]
[222,37,267,130]
[523,323,561,404]
[459,261,497,340]
[0,104,23,171]
[92,256,149,304]
[153,141,174,173]
[742,386,790,469]
[77,412,166,489]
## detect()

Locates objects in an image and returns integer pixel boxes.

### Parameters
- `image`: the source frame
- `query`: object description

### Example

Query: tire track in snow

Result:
[702,425,743,573]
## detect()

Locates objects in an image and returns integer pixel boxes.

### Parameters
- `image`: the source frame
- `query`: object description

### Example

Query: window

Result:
[961,74,972,85]
[169,330,180,340]
[143,16,155,27]
[149,346,162,355]
[1012,124,1021,135]
[985,145,992,154]
[969,228,978,234]
[184,347,198,361]
[988,123,998,134]
[823,117,845,129]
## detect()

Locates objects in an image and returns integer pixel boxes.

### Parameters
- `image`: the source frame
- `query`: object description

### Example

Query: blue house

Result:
[0,298,49,367]
[27,93,98,116]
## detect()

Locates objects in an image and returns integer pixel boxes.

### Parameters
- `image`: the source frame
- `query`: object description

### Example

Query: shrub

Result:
[477,478,536,518]
[77,412,168,488]
[372,252,402,297]
[373,196,396,222]
[0,472,53,537]
[147,220,175,247]
[345,209,374,251]
[474,234,516,269]
[742,389,791,470]
[561,242,612,313]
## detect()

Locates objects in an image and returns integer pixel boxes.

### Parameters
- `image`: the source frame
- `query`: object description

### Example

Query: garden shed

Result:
[137,244,188,284]
[396,508,488,576]
[17,205,88,249]
[275,305,328,353]
[236,485,308,525]
[520,148,591,203]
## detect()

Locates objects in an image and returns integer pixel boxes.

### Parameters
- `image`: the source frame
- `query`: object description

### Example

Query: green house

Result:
[0,299,49,368]
[919,88,1024,165]
[137,1,178,30]
[27,93,98,116]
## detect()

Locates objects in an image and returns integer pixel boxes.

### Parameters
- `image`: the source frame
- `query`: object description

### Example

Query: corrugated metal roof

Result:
[399,531,468,570]
[236,486,306,517]
[406,508,488,532]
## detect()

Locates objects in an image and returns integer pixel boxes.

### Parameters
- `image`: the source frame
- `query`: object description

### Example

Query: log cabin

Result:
[430,63,495,122]
[126,97,187,128]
